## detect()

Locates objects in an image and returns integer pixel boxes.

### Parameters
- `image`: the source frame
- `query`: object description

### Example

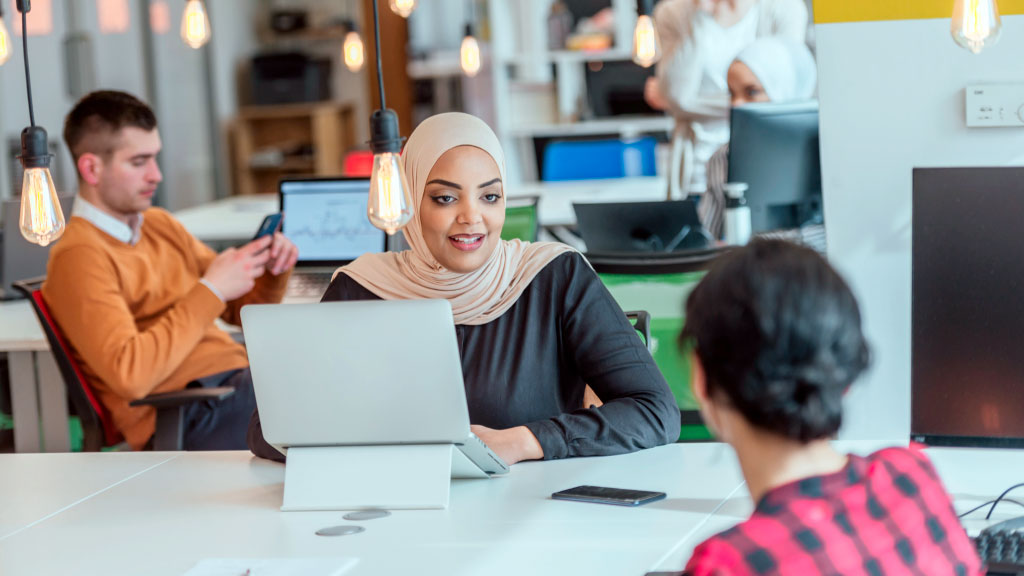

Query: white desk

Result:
[173,194,278,244]
[0,300,66,453]
[2,443,1023,575]
[0,452,178,540]
[0,444,745,575]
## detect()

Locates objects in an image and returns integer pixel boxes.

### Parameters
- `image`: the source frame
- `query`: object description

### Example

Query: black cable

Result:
[372,0,385,111]
[959,498,1024,520]
[986,483,1024,520]
[21,8,35,127]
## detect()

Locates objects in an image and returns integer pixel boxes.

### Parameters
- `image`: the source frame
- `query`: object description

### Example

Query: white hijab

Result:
[735,36,817,102]
[339,113,575,325]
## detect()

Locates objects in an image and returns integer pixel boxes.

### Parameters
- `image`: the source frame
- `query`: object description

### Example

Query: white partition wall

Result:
[815,3,1024,440]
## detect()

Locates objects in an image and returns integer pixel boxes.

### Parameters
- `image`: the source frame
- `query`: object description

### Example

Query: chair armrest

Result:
[129,387,235,409]
[625,310,653,354]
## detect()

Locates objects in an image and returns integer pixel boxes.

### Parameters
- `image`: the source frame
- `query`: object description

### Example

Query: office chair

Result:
[587,248,731,440]
[583,310,654,410]
[501,196,540,242]
[13,278,235,452]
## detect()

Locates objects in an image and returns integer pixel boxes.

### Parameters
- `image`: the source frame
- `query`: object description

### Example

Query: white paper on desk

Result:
[183,558,358,576]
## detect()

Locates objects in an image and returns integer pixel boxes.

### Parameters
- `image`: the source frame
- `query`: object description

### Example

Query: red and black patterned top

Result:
[685,447,983,576]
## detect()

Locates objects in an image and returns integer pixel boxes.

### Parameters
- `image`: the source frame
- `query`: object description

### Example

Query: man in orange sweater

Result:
[43,90,298,450]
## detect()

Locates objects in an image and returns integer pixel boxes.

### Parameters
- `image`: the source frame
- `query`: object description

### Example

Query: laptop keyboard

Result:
[285,272,334,300]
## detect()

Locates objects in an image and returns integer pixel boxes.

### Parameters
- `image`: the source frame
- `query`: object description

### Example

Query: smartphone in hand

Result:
[253,213,283,242]
[551,485,667,507]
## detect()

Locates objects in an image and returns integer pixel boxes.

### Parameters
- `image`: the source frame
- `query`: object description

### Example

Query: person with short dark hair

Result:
[680,239,981,575]
[43,90,300,450]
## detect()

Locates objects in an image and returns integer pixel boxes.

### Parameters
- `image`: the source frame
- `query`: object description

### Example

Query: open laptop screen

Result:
[279,178,387,266]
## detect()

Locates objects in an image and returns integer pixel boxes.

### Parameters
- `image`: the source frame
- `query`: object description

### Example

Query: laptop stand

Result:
[281,444,488,511]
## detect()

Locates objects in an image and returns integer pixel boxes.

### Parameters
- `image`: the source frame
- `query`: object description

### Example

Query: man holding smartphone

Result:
[43,90,299,451]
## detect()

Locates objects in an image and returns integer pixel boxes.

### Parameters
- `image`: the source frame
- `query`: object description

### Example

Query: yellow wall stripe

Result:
[814,0,1024,24]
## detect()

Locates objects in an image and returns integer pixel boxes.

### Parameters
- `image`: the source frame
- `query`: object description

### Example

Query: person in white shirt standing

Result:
[644,0,808,196]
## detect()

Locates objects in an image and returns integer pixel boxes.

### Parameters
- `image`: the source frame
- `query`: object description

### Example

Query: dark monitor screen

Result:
[912,166,1024,447]
[573,200,710,254]
[728,102,821,233]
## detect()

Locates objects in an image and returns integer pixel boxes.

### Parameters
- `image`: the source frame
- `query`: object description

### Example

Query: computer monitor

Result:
[278,177,387,266]
[573,200,711,254]
[728,101,821,233]
[912,166,1024,448]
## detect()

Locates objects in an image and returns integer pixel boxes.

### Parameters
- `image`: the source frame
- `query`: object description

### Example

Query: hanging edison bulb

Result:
[0,10,11,66]
[389,0,416,18]
[460,25,481,77]
[343,28,365,72]
[19,127,65,247]
[367,110,413,235]
[632,15,661,67]
[951,0,1001,54]
[180,0,210,49]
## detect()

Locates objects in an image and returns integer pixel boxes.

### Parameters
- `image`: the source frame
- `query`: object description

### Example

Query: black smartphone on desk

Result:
[551,485,666,507]
[253,213,283,241]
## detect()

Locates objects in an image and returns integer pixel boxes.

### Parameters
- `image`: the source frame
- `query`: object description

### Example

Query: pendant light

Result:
[460,24,481,77]
[343,19,365,72]
[632,0,661,68]
[180,0,210,49]
[460,0,480,77]
[15,0,65,247]
[366,0,413,235]
[951,0,1001,54]
[389,0,416,18]
[0,3,12,66]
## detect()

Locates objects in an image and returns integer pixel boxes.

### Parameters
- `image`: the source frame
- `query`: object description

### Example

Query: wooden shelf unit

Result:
[231,102,355,196]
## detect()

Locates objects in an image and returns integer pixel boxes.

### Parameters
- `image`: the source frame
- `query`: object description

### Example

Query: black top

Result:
[247,252,681,462]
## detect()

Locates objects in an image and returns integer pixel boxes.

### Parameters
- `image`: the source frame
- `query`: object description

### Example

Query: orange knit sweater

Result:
[42,208,289,449]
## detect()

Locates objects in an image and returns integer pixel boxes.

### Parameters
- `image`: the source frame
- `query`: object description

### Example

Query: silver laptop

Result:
[279,178,388,301]
[241,299,509,476]
[1,195,76,299]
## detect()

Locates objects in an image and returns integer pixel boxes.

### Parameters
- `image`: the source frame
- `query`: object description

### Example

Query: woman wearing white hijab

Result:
[645,0,808,194]
[699,36,818,240]
[248,113,681,465]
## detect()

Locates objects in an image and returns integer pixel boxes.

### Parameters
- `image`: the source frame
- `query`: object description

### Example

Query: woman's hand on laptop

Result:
[471,425,544,465]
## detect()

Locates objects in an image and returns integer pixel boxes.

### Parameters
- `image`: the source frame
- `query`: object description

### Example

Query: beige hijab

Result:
[339,113,575,325]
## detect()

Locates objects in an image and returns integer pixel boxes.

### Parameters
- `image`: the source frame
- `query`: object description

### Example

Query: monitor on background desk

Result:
[279,177,387,266]
[912,166,1024,448]
[279,177,387,300]
[728,101,821,233]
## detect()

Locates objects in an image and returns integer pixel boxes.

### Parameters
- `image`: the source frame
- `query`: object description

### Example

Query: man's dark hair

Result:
[63,90,157,161]
[680,239,870,442]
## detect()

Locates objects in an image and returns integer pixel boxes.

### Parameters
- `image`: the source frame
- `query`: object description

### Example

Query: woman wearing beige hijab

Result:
[248,113,680,465]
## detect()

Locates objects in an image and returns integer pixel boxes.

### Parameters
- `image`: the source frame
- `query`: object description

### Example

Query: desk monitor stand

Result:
[281,444,488,511]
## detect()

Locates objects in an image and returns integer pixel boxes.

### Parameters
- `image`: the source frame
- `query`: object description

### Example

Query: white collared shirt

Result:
[72,197,144,246]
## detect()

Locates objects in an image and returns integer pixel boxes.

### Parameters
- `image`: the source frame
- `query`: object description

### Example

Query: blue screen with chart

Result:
[280,179,386,263]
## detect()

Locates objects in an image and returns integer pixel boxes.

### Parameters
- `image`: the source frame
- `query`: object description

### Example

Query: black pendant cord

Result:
[372,0,386,111]
[21,9,35,127]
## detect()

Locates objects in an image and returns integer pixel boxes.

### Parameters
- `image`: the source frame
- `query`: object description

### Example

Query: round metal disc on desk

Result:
[343,510,391,521]
[315,525,366,537]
